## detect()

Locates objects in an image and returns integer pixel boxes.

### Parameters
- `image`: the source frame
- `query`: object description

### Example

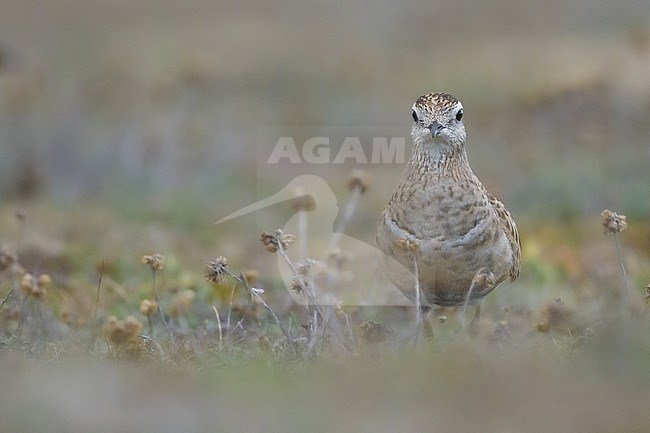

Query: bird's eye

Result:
[412,110,418,122]
[455,109,463,122]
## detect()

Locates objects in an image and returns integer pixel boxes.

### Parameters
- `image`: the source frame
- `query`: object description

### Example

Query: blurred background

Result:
[2,0,649,208]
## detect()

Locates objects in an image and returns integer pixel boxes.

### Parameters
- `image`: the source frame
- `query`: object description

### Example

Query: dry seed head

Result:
[260,229,295,253]
[142,253,165,270]
[139,299,158,316]
[290,278,304,294]
[540,299,573,331]
[358,320,392,344]
[204,256,229,284]
[296,259,316,276]
[21,272,47,299]
[102,315,143,346]
[348,169,369,194]
[601,209,627,234]
[37,274,52,288]
[21,273,36,292]
[0,252,15,272]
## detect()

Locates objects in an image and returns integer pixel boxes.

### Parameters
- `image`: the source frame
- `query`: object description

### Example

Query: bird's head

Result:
[411,92,466,151]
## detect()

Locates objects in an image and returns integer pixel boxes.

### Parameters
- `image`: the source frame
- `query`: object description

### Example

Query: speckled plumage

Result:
[377,92,520,307]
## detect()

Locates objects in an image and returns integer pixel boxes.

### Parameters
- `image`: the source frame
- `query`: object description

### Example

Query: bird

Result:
[377,92,520,316]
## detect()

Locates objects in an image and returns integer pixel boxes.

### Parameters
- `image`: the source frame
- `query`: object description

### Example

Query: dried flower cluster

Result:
[102,315,143,346]
[260,230,295,253]
[296,259,315,276]
[142,253,165,270]
[204,256,229,284]
[139,299,158,316]
[21,273,51,299]
[358,320,392,344]
[536,298,573,333]
[601,209,627,234]
[290,278,304,294]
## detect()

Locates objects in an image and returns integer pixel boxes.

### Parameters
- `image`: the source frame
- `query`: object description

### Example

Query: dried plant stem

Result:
[147,315,153,336]
[307,307,356,355]
[212,305,223,346]
[70,260,105,351]
[91,261,104,323]
[276,245,317,312]
[227,270,293,346]
[254,293,292,344]
[151,269,173,341]
[328,185,362,251]
[226,282,236,334]
[277,244,325,339]
[614,232,632,311]
[275,243,355,354]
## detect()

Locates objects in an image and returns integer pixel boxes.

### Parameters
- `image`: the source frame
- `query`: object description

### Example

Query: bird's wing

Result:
[487,192,521,281]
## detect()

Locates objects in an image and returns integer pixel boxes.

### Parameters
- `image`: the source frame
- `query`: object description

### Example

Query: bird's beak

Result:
[428,122,443,138]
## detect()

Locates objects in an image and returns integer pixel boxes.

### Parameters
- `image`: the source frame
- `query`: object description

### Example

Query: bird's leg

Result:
[461,267,494,328]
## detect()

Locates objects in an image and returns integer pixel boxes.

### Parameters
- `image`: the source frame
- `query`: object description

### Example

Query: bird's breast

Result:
[390,176,490,243]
